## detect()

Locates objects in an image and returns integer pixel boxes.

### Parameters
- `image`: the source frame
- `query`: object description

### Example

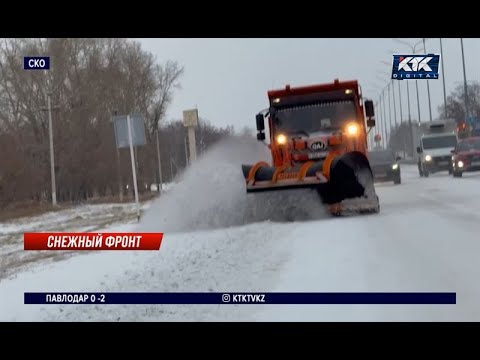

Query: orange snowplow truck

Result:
[242,79,380,215]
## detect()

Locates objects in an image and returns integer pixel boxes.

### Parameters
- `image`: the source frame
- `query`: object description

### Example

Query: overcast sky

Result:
[138,38,480,130]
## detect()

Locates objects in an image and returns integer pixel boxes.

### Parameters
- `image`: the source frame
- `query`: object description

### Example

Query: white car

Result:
[417,133,457,177]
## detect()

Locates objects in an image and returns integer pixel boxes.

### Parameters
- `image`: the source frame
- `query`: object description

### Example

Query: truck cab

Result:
[242,79,380,215]
[417,124,457,177]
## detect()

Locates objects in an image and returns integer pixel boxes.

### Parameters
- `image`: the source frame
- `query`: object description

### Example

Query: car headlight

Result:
[276,133,287,145]
[425,154,432,161]
[458,161,464,168]
[392,164,399,170]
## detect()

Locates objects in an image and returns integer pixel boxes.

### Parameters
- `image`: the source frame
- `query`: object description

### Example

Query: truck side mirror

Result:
[450,149,456,154]
[256,113,265,131]
[256,113,265,141]
[364,100,375,118]
[366,119,375,127]
[416,146,421,154]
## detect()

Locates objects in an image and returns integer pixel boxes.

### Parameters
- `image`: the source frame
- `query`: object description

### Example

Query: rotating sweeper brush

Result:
[241,80,380,216]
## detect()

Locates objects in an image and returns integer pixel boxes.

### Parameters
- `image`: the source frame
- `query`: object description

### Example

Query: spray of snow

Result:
[139,136,328,233]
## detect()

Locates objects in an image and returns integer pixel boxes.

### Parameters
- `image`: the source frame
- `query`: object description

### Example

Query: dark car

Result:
[368,150,401,184]
[451,137,480,177]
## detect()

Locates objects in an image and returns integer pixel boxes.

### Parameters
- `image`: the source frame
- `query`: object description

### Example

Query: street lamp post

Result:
[393,38,425,125]
[415,80,422,126]
[406,81,415,157]
[398,81,403,124]
[440,38,448,119]
[460,38,469,120]
[382,92,387,148]
[382,89,388,148]
[391,80,398,128]
[387,82,393,145]
[377,98,384,148]
[372,102,378,147]
[397,80,405,157]
[371,80,392,149]
[378,96,384,148]
[423,38,433,122]
[375,76,388,148]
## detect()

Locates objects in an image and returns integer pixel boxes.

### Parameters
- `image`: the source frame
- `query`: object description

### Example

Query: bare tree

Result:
[438,81,480,124]
[0,38,185,207]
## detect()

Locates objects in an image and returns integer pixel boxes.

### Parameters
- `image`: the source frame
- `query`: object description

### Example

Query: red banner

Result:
[24,232,163,251]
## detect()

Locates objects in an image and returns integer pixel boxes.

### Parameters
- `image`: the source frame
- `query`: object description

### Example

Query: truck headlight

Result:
[392,164,399,170]
[458,161,464,168]
[276,133,287,145]
[425,154,432,161]
[345,122,359,136]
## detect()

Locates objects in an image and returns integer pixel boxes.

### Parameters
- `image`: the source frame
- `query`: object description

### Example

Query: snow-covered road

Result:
[1,138,479,321]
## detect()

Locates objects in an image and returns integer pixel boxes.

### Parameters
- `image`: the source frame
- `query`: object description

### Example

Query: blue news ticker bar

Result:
[24,292,456,305]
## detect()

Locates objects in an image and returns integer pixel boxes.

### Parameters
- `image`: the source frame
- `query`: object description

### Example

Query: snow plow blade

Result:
[242,161,325,193]
[242,152,379,215]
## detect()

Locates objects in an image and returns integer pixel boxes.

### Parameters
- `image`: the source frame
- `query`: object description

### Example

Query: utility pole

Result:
[184,133,189,166]
[155,127,163,194]
[170,157,178,181]
[461,38,469,120]
[127,115,140,221]
[41,91,59,206]
[113,110,123,202]
[47,90,57,206]
[116,146,123,202]
[387,84,393,144]
[183,109,199,165]
[440,38,448,119]
[406,81,415,158]
[47,91,57,206]
[423,38,433,122]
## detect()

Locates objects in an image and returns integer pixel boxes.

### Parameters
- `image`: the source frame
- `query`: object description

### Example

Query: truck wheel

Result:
[453,171,463,178]
[448,168,453,175]
[394,176,401,184]
[423,170,429,177]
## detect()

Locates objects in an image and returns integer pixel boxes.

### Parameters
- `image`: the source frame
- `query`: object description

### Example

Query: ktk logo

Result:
[391,54,440,80]
[398,56,433,72]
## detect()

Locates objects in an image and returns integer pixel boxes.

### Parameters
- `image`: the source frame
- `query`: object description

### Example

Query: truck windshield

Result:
[422,135,457,149]
[274,100,357,134]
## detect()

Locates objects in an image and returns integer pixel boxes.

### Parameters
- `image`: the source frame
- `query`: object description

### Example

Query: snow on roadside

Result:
[0,221,293,321]
[0,137,300,321]
[0,201,156,282]
[0,202,149,236]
